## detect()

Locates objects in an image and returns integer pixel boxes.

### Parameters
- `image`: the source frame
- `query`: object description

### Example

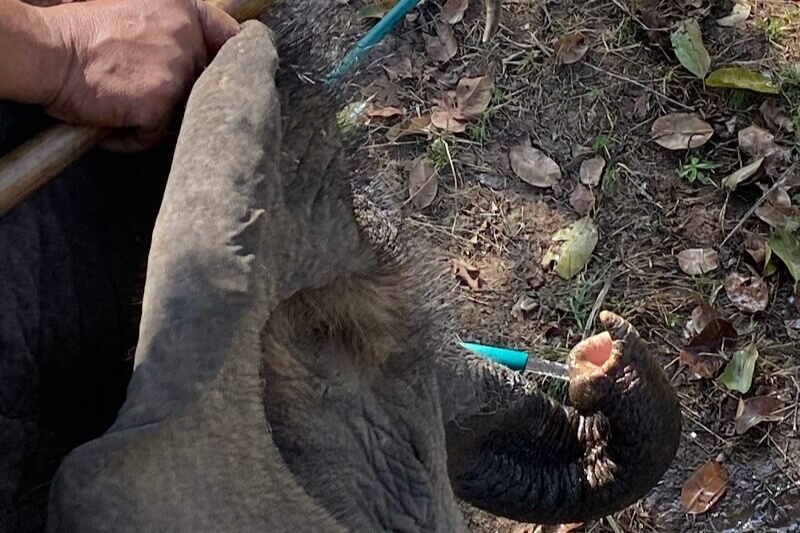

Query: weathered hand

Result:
[37,0,239,152]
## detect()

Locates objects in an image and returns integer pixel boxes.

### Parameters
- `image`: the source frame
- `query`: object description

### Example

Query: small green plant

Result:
[428,133,455,170]
[664,311,680,329]
[779,66,800,142]
[467,120,488,143]
[601,167,619,195]
[588,87,603,103]
[467,86,507,144]
[780,63,800,85]
[612,17,637,47]
[754,16,787,41]
[693,275,717,297]
[567,281,598,331]
[678,156,719,185]
[592,134,614,154]
[519,49,541,75]
[664,67,678,84]
[729,90,752,110]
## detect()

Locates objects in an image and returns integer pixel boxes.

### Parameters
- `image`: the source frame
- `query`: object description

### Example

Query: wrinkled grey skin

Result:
[1,20,681,533]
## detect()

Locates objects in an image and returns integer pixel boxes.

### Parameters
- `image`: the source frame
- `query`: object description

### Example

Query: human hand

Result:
[37,0,239,152]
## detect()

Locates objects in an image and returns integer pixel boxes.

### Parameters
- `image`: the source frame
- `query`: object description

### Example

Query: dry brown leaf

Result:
[680,350,725,379]
[366,104,405,119]
[383,56,414,80]
[633,92,651,120]
[455,75,494,118]
[640,9,668,47]
[430,101,469,133]
[743,230,768,265]
[452,258,481,291]
[685,299,724,337]
[680,316,737,379]
[724,272,769,313]
[554,32,589,65]
[424,21,458,63]
[736,124,793,178]
[761,99,794,133]
[512,522,583,533]
[755,185,800,229]
[735,396,785,434]
[510,143,562,188]
[441,0,469,24]
[681,461,728,514]
[739,124,776,156]
[716,0,751,27]
[721,157,764,191]
[408,157,438,209]
[359,0,399,19]
[677,248,719,275]
[579,156,605,187]
[386,116,432,142]
[651,113,713,150]
[569,184,595,216]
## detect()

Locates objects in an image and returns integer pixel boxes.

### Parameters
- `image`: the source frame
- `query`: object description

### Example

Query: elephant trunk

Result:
[442,312,681,524]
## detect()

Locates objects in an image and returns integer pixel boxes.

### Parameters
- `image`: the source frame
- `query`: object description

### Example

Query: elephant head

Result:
[1,16,681,533]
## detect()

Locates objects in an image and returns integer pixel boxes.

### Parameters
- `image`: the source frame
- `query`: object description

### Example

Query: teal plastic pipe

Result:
[458,341,529,372]
[325,0,423,85]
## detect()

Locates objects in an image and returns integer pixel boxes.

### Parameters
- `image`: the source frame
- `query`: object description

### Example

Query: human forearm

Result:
[0,0,66,106]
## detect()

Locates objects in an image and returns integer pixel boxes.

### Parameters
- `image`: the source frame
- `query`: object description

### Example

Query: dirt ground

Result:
[284,0,800,531]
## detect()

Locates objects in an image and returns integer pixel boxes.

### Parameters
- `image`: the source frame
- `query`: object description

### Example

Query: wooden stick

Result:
[0,0,274,217]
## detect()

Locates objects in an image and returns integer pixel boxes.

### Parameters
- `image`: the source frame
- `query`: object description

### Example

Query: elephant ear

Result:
[48,21,358,532]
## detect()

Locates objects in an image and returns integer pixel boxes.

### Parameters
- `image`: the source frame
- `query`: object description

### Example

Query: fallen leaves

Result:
[721,157,764,191]
[510,140,562,188]
[455,75,494,117]
[569,184,595,216]
[385,116,432,142]
[541,216,599,280]
[738,125,777,157]
[743,230,768,265]
[766,227,800,282]
[716,0,751,27]
[677,248,719,275]
[761,99,794,133]
[424,21,458,63]
[706,67,781,94]
[358,0,398,20]
[719,343,759,393]
[735,396,785,435]
[366,104,405,120]
[754,186,799,229]
[681,461,728,514]
[579,156,605,187]
[440,0,469,24]
[724,272,769,313]
[452,258,481,290]
[431,100,469,133]
[680,312,737,379]
[651,113,713,150]
[671,18,711,80]
[408,157,438,209]
[554,32,589,65]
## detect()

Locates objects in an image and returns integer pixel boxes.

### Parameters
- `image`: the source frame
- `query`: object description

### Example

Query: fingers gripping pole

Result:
[0,0,275,217]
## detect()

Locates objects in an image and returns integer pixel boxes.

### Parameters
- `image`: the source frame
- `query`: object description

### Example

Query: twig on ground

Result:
[720,164,795,247]
[584,62,693,111]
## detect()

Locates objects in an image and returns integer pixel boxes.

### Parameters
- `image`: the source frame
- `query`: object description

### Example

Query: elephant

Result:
[0,17,681,533]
